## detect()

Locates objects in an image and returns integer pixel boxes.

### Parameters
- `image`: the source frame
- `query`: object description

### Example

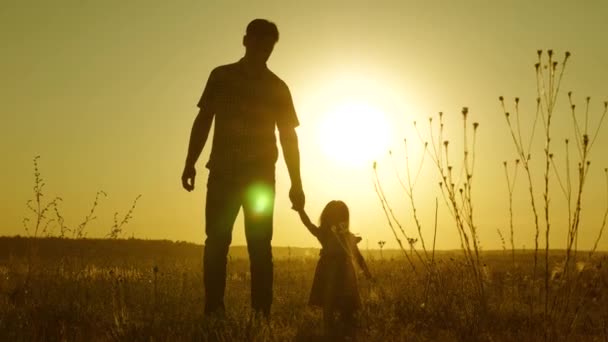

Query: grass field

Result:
[1,237,607,341]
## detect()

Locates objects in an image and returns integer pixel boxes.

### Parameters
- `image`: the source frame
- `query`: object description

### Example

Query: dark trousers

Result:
[203,170,275,316]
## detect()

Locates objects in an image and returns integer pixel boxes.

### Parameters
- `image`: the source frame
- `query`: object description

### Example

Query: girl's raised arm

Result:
[353,243,372,280]
[297,209,320,237]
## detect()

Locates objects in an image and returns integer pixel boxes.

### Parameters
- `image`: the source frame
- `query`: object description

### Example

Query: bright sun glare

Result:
[317,100,392,167]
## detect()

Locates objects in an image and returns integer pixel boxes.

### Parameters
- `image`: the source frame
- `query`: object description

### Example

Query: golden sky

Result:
[2,0,608,250]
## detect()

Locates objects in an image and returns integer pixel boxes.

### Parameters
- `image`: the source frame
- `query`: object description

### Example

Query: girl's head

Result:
[319,200,349,231]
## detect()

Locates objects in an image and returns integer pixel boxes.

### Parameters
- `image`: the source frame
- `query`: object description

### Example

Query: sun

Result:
[317,100,392,167]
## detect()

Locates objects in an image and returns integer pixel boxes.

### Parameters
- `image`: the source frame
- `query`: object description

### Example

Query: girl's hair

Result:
[319,200,349,230]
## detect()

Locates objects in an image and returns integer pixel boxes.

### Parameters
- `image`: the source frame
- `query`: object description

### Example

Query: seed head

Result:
[443,140,449,147]
[586,96,591,102]
[537,49,542,57]
[535,63,540,70]
[565,51,571,58]
[503,161,507,166]
[473,122,479,130]
[548,49,553,57]
[515,159,520,164]
[499,96,504,102]
[462,107,469,117]
[505,112,510,118]
[515,97,520,104]
[373,161,377,170]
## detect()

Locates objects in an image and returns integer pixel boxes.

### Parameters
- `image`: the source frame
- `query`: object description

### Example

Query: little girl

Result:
[297,200,372,339]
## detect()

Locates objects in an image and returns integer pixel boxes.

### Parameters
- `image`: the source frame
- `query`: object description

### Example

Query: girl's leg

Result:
[340,309,357,340]
[323,304,335,339]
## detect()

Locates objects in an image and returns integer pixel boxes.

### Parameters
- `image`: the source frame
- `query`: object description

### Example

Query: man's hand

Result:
[182,164,196,192]
[289,185,305,211]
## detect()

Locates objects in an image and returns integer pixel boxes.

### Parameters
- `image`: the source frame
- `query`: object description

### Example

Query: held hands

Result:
[181,164,196,192]
[289,185,305,211]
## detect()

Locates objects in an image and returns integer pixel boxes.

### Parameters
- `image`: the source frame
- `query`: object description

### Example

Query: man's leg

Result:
[204,175,241,314]
[243,178,275,317]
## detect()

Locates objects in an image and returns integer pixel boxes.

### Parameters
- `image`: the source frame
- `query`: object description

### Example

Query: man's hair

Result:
[246,19,279,42]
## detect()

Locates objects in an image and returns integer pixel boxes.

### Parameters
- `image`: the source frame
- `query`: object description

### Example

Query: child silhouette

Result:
[297,200,372,339]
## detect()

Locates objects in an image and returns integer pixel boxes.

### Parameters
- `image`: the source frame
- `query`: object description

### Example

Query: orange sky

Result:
[2,1,608,250]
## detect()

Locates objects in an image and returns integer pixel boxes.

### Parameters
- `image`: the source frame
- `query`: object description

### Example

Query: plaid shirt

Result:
[197,59,299,175]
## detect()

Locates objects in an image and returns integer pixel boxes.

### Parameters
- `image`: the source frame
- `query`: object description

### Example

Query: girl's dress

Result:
[309,227,362,311]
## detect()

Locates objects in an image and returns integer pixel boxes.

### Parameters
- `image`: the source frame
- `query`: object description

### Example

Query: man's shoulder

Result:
[210,62,240,78]
[266,69,288,89]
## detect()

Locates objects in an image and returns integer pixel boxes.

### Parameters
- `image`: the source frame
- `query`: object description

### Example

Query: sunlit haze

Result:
[2,1,608,251]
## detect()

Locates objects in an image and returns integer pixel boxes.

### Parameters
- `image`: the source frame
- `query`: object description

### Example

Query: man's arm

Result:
[182,109,213,192]
[279,127,305,210]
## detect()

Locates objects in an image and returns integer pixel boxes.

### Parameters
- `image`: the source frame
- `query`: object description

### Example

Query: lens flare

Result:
[246,183,274,216]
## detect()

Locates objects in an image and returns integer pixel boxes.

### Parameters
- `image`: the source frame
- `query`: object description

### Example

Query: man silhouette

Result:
[182,19,305,317]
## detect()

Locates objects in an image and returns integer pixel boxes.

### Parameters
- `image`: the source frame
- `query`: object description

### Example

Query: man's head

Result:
[243,19,279,64]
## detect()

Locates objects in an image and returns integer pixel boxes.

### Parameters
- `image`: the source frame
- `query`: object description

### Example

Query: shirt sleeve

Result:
[276,82,300,131]
[196,69,218,112]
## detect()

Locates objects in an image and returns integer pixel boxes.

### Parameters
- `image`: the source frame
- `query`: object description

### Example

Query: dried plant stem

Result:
[589,168,608,257]
[504,160,519,267]
[372,165,417,273]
